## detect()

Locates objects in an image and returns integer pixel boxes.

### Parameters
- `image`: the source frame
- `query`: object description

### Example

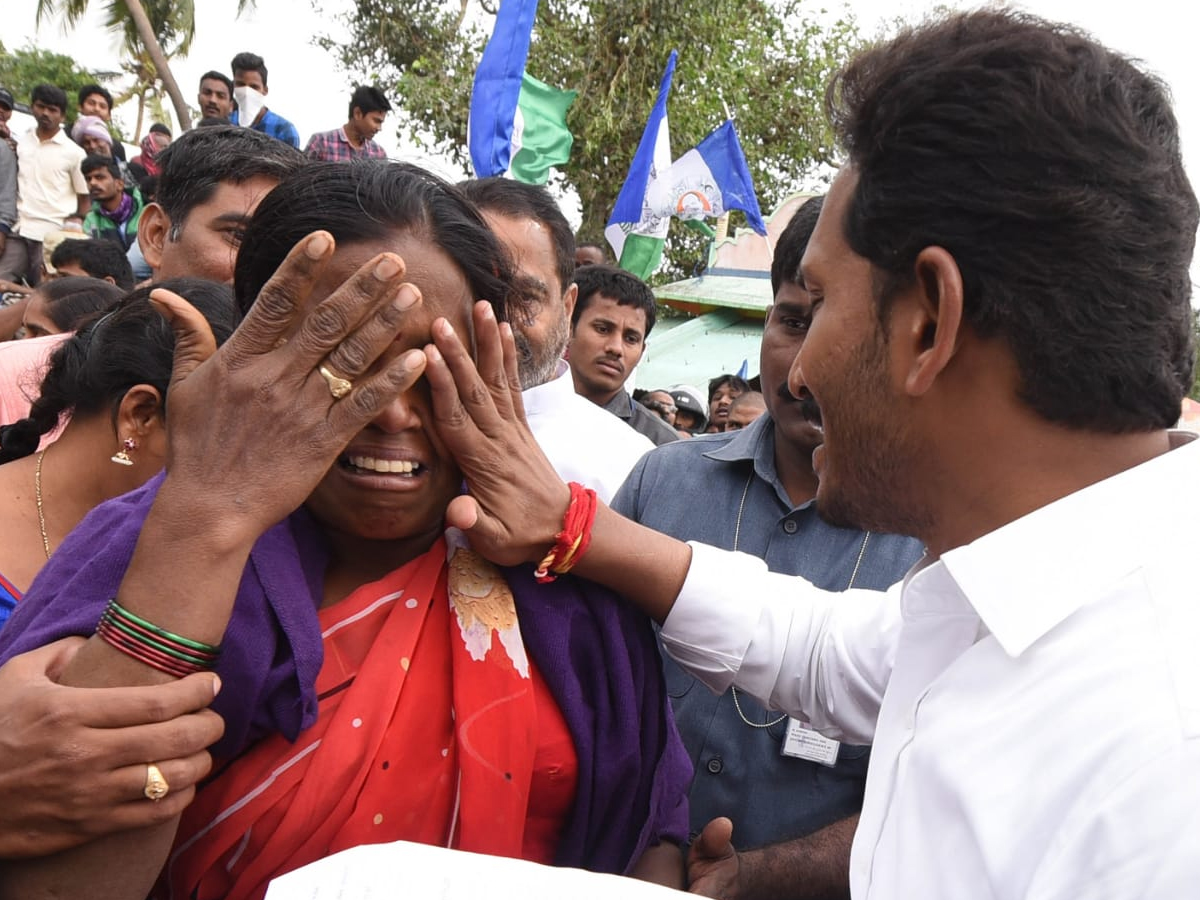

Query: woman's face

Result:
[21,290,58,339]
[302,231,475,547]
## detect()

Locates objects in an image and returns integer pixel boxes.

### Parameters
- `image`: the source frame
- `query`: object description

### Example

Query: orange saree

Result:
[159,539,577,900]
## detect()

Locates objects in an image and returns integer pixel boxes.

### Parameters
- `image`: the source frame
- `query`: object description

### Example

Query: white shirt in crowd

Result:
[523,359,653,503]
[15,127,86,241]
[662,432,1200,899]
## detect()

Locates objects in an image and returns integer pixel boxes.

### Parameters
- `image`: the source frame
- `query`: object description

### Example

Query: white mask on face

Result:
[233,85,266,125]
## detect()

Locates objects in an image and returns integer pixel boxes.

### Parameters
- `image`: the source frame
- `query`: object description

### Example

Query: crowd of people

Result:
[0,8,1197,900]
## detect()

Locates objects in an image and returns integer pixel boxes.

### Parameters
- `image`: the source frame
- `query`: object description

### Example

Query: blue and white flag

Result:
[468,0,575,184]
[604,51,677,280]
[647,119,768,235]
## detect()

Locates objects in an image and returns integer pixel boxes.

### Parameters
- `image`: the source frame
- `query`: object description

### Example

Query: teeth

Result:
[348,455,419,474]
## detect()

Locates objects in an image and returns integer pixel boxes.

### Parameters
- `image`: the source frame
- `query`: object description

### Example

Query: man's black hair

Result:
[81,154,121,181]
[51,239,136,290]
[349,85,392,119]
[77,84,113,111]
[230,52,268,88]
[570,264,657,336]
[770,196,824,296]
[828,9,1198,432]
[455,178,575,295]
[31,84,68,113]
[153,125,306,240]
[199,70,234,94]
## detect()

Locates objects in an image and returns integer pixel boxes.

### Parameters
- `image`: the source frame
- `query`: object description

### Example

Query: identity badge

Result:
[781,717,840,767]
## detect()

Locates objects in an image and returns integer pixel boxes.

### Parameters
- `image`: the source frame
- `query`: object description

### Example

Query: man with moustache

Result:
[197,71,235,122]
[611,197,922,899]
[568,264,678,445]
[457,177,655,501]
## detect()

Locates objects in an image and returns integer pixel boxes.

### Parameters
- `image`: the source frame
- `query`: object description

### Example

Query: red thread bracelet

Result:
[534,482,598,583]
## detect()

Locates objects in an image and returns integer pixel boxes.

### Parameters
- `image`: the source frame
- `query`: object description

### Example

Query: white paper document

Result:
[264,840,692,900]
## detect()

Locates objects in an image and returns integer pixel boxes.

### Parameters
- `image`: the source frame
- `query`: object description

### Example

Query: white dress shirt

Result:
[523,360,654,503]
[15,127,87,241]
[662,433,1200,899]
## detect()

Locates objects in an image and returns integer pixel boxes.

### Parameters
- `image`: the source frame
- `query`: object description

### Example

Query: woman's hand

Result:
[424,301,570,567]
[150,231,429,542]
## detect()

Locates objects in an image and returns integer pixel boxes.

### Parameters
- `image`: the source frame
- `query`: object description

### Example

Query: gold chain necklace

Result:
[728,466,871,729]
[35,448,52,560]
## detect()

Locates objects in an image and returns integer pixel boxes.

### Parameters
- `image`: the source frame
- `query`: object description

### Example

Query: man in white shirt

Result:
[7,84,89,287]
[456,177,653,502]
[424,9,1200,899]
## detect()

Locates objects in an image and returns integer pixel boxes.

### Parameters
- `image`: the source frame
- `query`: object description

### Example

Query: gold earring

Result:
[111,437,137,466]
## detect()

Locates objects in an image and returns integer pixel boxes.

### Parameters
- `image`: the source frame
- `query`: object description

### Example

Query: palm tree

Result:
[36,0,253,132]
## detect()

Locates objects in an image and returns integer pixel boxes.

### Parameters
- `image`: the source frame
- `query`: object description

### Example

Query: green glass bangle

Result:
[106,598,221,656]
[100,613,216,667]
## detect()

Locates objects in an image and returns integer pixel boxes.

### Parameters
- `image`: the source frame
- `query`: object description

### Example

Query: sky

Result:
[6,0,1199,282]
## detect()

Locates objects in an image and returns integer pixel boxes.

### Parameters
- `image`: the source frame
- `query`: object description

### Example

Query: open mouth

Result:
[339,454,426,477]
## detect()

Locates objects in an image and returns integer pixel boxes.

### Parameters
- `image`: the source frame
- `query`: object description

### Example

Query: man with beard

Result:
[568,264,678,445]
[611,197,922,899]
[81,156,144,251]
[457,177,654,501]
[425,9,1200,897]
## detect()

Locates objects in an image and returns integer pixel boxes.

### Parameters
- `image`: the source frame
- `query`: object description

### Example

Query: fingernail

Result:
[479,302,495,321]
[394,284,419,311]
[435,318,454,338]
[212,674,222,696]
[426,344,443,363]
[306,233,331,259]
[374,255,402,281]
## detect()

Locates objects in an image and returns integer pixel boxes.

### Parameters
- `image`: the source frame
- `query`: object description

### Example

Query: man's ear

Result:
[137,202,170,274]
[562,281,578,321]
[895,245,965,397]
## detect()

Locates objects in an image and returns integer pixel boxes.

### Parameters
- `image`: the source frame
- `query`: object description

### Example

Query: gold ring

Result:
[144,763,169,802]
[318,364,353,400]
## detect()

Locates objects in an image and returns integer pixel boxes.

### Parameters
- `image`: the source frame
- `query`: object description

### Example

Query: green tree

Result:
[318,0,860,281]
[0,41,109,119]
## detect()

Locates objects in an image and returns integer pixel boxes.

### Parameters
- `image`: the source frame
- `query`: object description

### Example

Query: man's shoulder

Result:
[627,399,681,445]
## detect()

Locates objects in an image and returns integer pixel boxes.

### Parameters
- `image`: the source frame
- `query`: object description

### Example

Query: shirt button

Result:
[783,519,798,534]
[706,757,724,774]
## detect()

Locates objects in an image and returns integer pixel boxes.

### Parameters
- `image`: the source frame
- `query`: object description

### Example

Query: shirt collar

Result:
[935,431,1199,657]
[519,358,570,416]
[703,415,810,512]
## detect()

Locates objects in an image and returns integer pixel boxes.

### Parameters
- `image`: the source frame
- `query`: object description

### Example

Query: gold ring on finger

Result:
[318,364,354,400]
[144,763,170,802]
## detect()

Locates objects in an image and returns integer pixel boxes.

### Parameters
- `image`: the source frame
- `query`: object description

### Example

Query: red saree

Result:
[159,538,577,900]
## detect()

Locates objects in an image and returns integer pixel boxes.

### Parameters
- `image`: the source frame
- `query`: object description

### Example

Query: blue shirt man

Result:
[611,195,923,899]
[230,51,300,149]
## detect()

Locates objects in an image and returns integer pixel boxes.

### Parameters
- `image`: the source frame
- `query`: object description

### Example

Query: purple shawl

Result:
[0,474,691,874]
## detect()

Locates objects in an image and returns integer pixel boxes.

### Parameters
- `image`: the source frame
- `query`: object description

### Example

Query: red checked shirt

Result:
[303,126,387,162]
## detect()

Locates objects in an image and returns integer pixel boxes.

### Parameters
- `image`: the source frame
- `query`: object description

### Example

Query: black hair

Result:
[708,374,750,402]
[230,52,268,87]
[570,264,657,336]
[148,122,171,137]
[234,161,520,327]
[29,276,125,333]
[50,239,136,290]
[0,279,237,463]
[139,175,159,203]
[196,116,229,128]
[455,178,575,296]
[78,84,113,110]
[154,125,306,240]
[31,84,68,112]
[81,154,121,180]
[349,85,392,119]
[199,70,234,94]
[828,9,1198,432]
[770,195,824,295]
